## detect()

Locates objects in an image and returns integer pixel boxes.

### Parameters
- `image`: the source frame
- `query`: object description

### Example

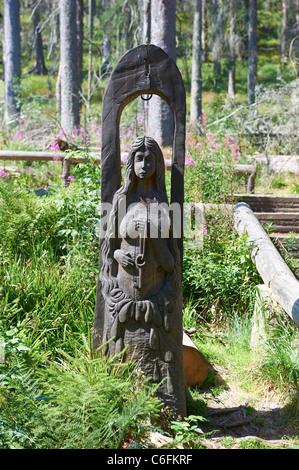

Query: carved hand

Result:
[135,220,147,234]
[114,249,134,268]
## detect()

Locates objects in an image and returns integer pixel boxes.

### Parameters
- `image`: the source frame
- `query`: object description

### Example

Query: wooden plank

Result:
[255,212,299,220]
[234,194,299,212]
[233,202,299,326]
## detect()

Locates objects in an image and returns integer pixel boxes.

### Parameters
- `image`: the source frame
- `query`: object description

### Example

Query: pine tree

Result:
[190,0,202,122]
[248,0,257,104]
[147,0,176,147]
[59,0,80,136]
[4,0,21,124]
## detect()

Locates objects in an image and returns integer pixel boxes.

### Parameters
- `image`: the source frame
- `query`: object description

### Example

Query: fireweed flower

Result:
[0,169,6,180]
[198,224,208,237]
[50,141,61,162]
[14,119,24,141]
[185,150,195,166]
[49,141,60,151]
[185,157,195,166]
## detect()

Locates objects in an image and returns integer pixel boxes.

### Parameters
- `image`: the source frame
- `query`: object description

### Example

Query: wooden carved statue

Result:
[99,136,186,414]
[93,45,188,416]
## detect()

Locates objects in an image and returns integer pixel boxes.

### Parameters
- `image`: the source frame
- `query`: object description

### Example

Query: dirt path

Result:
[199,364,298,449]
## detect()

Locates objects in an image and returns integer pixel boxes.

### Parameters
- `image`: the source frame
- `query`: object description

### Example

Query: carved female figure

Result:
[98,136,186,415]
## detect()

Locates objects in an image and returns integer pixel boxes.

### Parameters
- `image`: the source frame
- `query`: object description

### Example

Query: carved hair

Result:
[100,136,169,294]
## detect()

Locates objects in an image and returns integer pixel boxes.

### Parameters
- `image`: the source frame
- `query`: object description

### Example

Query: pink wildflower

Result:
[185,157,195,166]
[198,224,208,237]
[50,141,60,151]
[14,118,24,142]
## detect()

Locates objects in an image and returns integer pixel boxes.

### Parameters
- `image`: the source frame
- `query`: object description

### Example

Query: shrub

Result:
[0,179,62,258]
[183,209,261,322]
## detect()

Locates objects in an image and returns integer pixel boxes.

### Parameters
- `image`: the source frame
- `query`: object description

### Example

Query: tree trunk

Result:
[281,0,288,59]
[88,0,95,114]
[248,0,257,104]
[138,0,151,129]
[147,0,176,147]
[32,1,48,75]
[76,0,84,109]
[190,0,202,123]
[210,0,225,89]
[228,0,236,97]
[201,0,207,62]
[60,0,80,136]
[296,0,299,78]
[142,0,151,43]
[4,0,21,124]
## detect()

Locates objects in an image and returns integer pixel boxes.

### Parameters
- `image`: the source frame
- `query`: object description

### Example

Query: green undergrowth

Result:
[0,335,162,449]
[1,129,299,449]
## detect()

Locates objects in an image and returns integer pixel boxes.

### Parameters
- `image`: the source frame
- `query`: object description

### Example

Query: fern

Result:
[0,336,162,449]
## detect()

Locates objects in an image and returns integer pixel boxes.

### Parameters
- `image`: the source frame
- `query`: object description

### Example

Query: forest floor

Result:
[146,361,299,450]
[198,363,299,450]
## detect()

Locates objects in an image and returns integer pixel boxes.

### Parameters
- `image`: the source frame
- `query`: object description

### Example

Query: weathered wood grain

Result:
[234,202,299,326]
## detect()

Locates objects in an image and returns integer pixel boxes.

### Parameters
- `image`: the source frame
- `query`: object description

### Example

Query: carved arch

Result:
[100,44,186,258]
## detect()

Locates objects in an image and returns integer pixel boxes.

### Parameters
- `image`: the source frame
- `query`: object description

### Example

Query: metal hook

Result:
[141,94,152,101]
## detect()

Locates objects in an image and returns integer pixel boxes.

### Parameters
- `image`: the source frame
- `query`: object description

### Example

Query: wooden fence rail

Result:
[0,150,257,192]
[0,150,101,181]
[234,202,299,327]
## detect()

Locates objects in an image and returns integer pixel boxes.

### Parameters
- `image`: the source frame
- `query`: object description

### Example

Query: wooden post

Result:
[62,158,71,183]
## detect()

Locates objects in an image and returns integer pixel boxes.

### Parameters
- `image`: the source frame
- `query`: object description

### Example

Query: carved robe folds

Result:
[96,137,186,416]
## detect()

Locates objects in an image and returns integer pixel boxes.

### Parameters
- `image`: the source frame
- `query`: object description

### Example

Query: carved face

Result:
[134,150,156,180]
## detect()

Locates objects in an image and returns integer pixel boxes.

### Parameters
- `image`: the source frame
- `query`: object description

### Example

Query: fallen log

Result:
[233,202,299,326]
